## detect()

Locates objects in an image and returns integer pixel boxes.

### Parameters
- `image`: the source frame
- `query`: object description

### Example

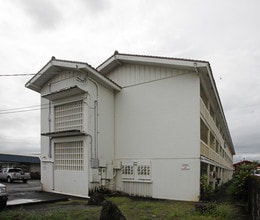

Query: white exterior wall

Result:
[41,97,53,192]
[29,56,234,202]
[97,85,115,165]
[93,81,116,190]
[40,70,115,196]
[108,64,201,201]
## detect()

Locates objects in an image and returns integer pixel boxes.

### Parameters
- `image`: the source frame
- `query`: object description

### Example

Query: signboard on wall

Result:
[181,164,190,171]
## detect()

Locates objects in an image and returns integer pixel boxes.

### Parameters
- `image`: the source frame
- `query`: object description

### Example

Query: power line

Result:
[0,73,36,77]
[0,104,50,115]
[0,104,45,112]
[0,108,42,114]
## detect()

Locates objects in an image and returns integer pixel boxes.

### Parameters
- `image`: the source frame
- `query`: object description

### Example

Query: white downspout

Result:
[86,76,99,162]
[48,83,52,158]
[76,67,99,164]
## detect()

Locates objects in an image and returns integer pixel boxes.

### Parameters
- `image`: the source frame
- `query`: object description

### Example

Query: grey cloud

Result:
[0,133,40,155]
[234,132,260,154]
[234,154,260,163]
[16,0,63,30]
[80,0,108,11]
[0,0,259,159]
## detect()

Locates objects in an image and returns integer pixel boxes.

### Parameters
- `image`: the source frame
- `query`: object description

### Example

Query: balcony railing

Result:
[200,141,232,169]
[200,99,224,146]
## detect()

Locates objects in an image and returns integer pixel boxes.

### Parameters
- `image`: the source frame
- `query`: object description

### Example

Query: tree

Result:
[231,161,259,201]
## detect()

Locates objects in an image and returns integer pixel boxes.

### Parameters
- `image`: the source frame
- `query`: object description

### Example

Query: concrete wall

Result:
[110,64,201,201]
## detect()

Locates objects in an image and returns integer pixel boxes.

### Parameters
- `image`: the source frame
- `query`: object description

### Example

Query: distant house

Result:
[25,52,235,201]
[233,160,260,172]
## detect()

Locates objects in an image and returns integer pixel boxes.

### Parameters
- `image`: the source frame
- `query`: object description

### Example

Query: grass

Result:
[0,196,237,220]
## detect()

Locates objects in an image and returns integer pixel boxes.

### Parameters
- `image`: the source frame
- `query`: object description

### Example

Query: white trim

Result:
[97,53,208,74]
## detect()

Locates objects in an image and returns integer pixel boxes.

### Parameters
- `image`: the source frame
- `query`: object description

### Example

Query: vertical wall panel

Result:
[107,63,189,88]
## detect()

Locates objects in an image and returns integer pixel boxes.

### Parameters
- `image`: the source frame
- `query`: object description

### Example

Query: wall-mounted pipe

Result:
[48,83,52,158]
[76,67,99,161]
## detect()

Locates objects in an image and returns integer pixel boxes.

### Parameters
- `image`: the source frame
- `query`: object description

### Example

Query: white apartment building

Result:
[26,52,235,201]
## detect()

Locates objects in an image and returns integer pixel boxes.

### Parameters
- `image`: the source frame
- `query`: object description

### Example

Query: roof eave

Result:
[78,65,121,91]
[201,64,235,155]
[25,82,42,92]
[25,59,121,93]
[25,59,57,93]
[97,52,209,75]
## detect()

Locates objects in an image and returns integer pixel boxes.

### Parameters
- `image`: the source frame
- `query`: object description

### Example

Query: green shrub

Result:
[231,162,258,201]
[200,174,214,201]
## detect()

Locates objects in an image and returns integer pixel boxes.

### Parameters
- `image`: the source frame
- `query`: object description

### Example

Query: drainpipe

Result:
[93,100,98,159]
[48,83,52,158]
[83,75,99,162]
[47,83,55,191]
[76,67,99,165]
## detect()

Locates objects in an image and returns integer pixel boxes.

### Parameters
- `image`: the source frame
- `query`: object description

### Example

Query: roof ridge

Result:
[97,51,210,69]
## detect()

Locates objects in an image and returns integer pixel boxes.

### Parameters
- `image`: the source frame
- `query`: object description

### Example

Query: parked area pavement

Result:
[1,180,68,207]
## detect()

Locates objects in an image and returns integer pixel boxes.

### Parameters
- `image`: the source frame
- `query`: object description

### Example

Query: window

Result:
[122,163,134,179]
[122,161,151,181]
[54,141,84,171]
[54,100,83,132]
[210,132,216,151]
[200,119,209,144]
[122,165,134,175]
[137,165,150,175]
[137,164,151,180]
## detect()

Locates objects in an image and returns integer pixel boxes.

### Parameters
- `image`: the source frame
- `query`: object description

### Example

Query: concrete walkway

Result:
[2,180,68,207]
[7,191,68,207]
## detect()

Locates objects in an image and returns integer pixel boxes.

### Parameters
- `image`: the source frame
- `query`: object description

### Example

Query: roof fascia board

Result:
[204,65,235,154]
[97,56,115,70]
[116,54,207,68]
[26,60,121,93]
[27,83,41,92]
[52,60,87,69]
[97,53,208,74]
[25,61,54,91]
[79,65,121,91]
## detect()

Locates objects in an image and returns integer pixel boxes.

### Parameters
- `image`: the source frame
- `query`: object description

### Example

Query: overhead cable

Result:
[0,73,35,77]
[0,104,50,115]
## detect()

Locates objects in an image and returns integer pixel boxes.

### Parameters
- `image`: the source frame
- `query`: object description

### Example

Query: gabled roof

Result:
[233,160,259,167]
[97,51,210,74]
[25,57,121,93]
[97,51,235,155]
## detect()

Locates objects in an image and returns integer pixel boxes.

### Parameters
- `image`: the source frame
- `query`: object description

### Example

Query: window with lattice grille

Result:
[137,165,150,176]
[54,141,84,171]
[122,163,134,179]
[137,164,151,180]
[122,165,134,175]
[54,100,83,132]
[122,161,151,181]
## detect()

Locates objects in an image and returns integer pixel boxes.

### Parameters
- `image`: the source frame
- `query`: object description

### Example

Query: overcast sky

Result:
[0,0,259,162]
